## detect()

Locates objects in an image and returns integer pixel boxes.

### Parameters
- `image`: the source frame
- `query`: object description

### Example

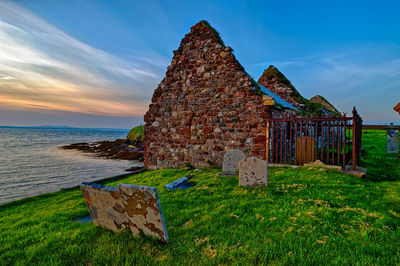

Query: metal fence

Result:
[266,107,363,170]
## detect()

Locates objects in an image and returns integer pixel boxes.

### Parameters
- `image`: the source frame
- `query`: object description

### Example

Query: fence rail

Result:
[266,107,362,169]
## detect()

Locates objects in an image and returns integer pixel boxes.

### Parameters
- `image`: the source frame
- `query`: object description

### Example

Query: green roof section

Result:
[259,65,304,101]
[310,95,339,114]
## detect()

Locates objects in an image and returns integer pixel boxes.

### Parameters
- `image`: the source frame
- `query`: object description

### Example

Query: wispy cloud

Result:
[0,1,167,116]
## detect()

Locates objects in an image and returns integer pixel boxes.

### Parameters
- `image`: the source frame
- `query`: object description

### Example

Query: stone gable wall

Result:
[310,95,339,114]
[144,22,270,169]
[258,66,306,110]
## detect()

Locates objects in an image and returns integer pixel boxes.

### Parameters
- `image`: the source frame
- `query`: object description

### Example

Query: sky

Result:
[0,0,399,128]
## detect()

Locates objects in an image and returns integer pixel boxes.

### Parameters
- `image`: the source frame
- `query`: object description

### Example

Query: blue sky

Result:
[0,0,399,128]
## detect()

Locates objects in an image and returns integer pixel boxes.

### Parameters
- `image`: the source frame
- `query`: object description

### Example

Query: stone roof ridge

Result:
[258,65,303,100]
[310,95,339,113]
[189,20,226,46]
[152,20,297,112]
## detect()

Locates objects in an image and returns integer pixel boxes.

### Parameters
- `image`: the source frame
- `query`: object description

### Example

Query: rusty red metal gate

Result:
[266,107,363,169]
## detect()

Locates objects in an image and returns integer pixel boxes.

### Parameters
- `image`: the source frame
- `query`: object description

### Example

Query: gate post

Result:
[266,121,270,163]
[352,107,356,171]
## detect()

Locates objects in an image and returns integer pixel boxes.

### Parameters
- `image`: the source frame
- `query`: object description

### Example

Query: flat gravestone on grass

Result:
[221,149,246,175]
[239,157,268,187]
[80,183,168,242]
[119,184,169,242]
[164,175,194,190]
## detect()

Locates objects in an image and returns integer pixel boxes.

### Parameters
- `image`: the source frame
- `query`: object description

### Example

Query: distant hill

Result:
[38,125,74,128]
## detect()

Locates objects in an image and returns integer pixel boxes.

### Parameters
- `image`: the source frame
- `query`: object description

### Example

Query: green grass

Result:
[126,125,144,142]
[0,130,399,265]
[360,130,400,181]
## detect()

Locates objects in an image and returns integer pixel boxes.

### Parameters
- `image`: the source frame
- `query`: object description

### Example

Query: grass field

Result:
[360,130,399,181]
[0,130,399,265]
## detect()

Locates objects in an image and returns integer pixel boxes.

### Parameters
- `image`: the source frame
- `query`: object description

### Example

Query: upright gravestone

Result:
[238,157,268,187]
[387,123,399,154]
[221,149,246,175]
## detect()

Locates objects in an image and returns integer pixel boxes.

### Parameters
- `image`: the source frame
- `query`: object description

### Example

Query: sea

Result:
[0,126,142,205]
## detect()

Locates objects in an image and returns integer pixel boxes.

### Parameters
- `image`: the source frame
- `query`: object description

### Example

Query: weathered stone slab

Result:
[80,183,168,242]
[387,124,399,154]
[238,157,268,186]
[164,175,194,190]
[80,183,129,232]
[345,165,367,178]
[222,149,246,175]
[119,184,168,242]
[303,160,342,171]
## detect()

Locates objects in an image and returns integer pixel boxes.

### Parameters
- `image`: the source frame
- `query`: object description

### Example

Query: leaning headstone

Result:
[238,157,268,186]
[119,184,169,242]
[221,149,246,175]
[80,183,129,232]
[386,123,399,154]
[80,183,168,242]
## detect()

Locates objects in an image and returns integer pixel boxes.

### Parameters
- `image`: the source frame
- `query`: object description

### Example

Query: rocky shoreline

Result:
[60,139,144,171]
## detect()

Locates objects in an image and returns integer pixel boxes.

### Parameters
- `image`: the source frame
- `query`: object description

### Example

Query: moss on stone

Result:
[260,65,304,100]
[260,65,294,88]
[310,95,339,114]
[198,20,225,46]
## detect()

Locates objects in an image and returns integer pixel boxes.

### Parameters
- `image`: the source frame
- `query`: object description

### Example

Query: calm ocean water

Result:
[0,127,142,205]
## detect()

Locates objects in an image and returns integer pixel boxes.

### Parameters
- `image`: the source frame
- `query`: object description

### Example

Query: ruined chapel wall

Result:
[144,23,270,169]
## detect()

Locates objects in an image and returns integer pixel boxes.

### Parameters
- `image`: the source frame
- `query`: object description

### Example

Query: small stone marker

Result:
[238,157,268,187]
[344,165,367,178]
[303,160,342,171]
[386,123,399,154]
[222,149,246,175]
[80,182,168,242]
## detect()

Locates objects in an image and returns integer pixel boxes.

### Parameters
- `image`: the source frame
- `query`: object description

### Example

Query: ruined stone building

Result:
[258,65,308,110]
[258,65,339,115]
[143,21,296,169]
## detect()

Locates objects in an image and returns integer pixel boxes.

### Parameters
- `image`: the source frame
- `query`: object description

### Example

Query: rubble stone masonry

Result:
[144,21,271,169]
